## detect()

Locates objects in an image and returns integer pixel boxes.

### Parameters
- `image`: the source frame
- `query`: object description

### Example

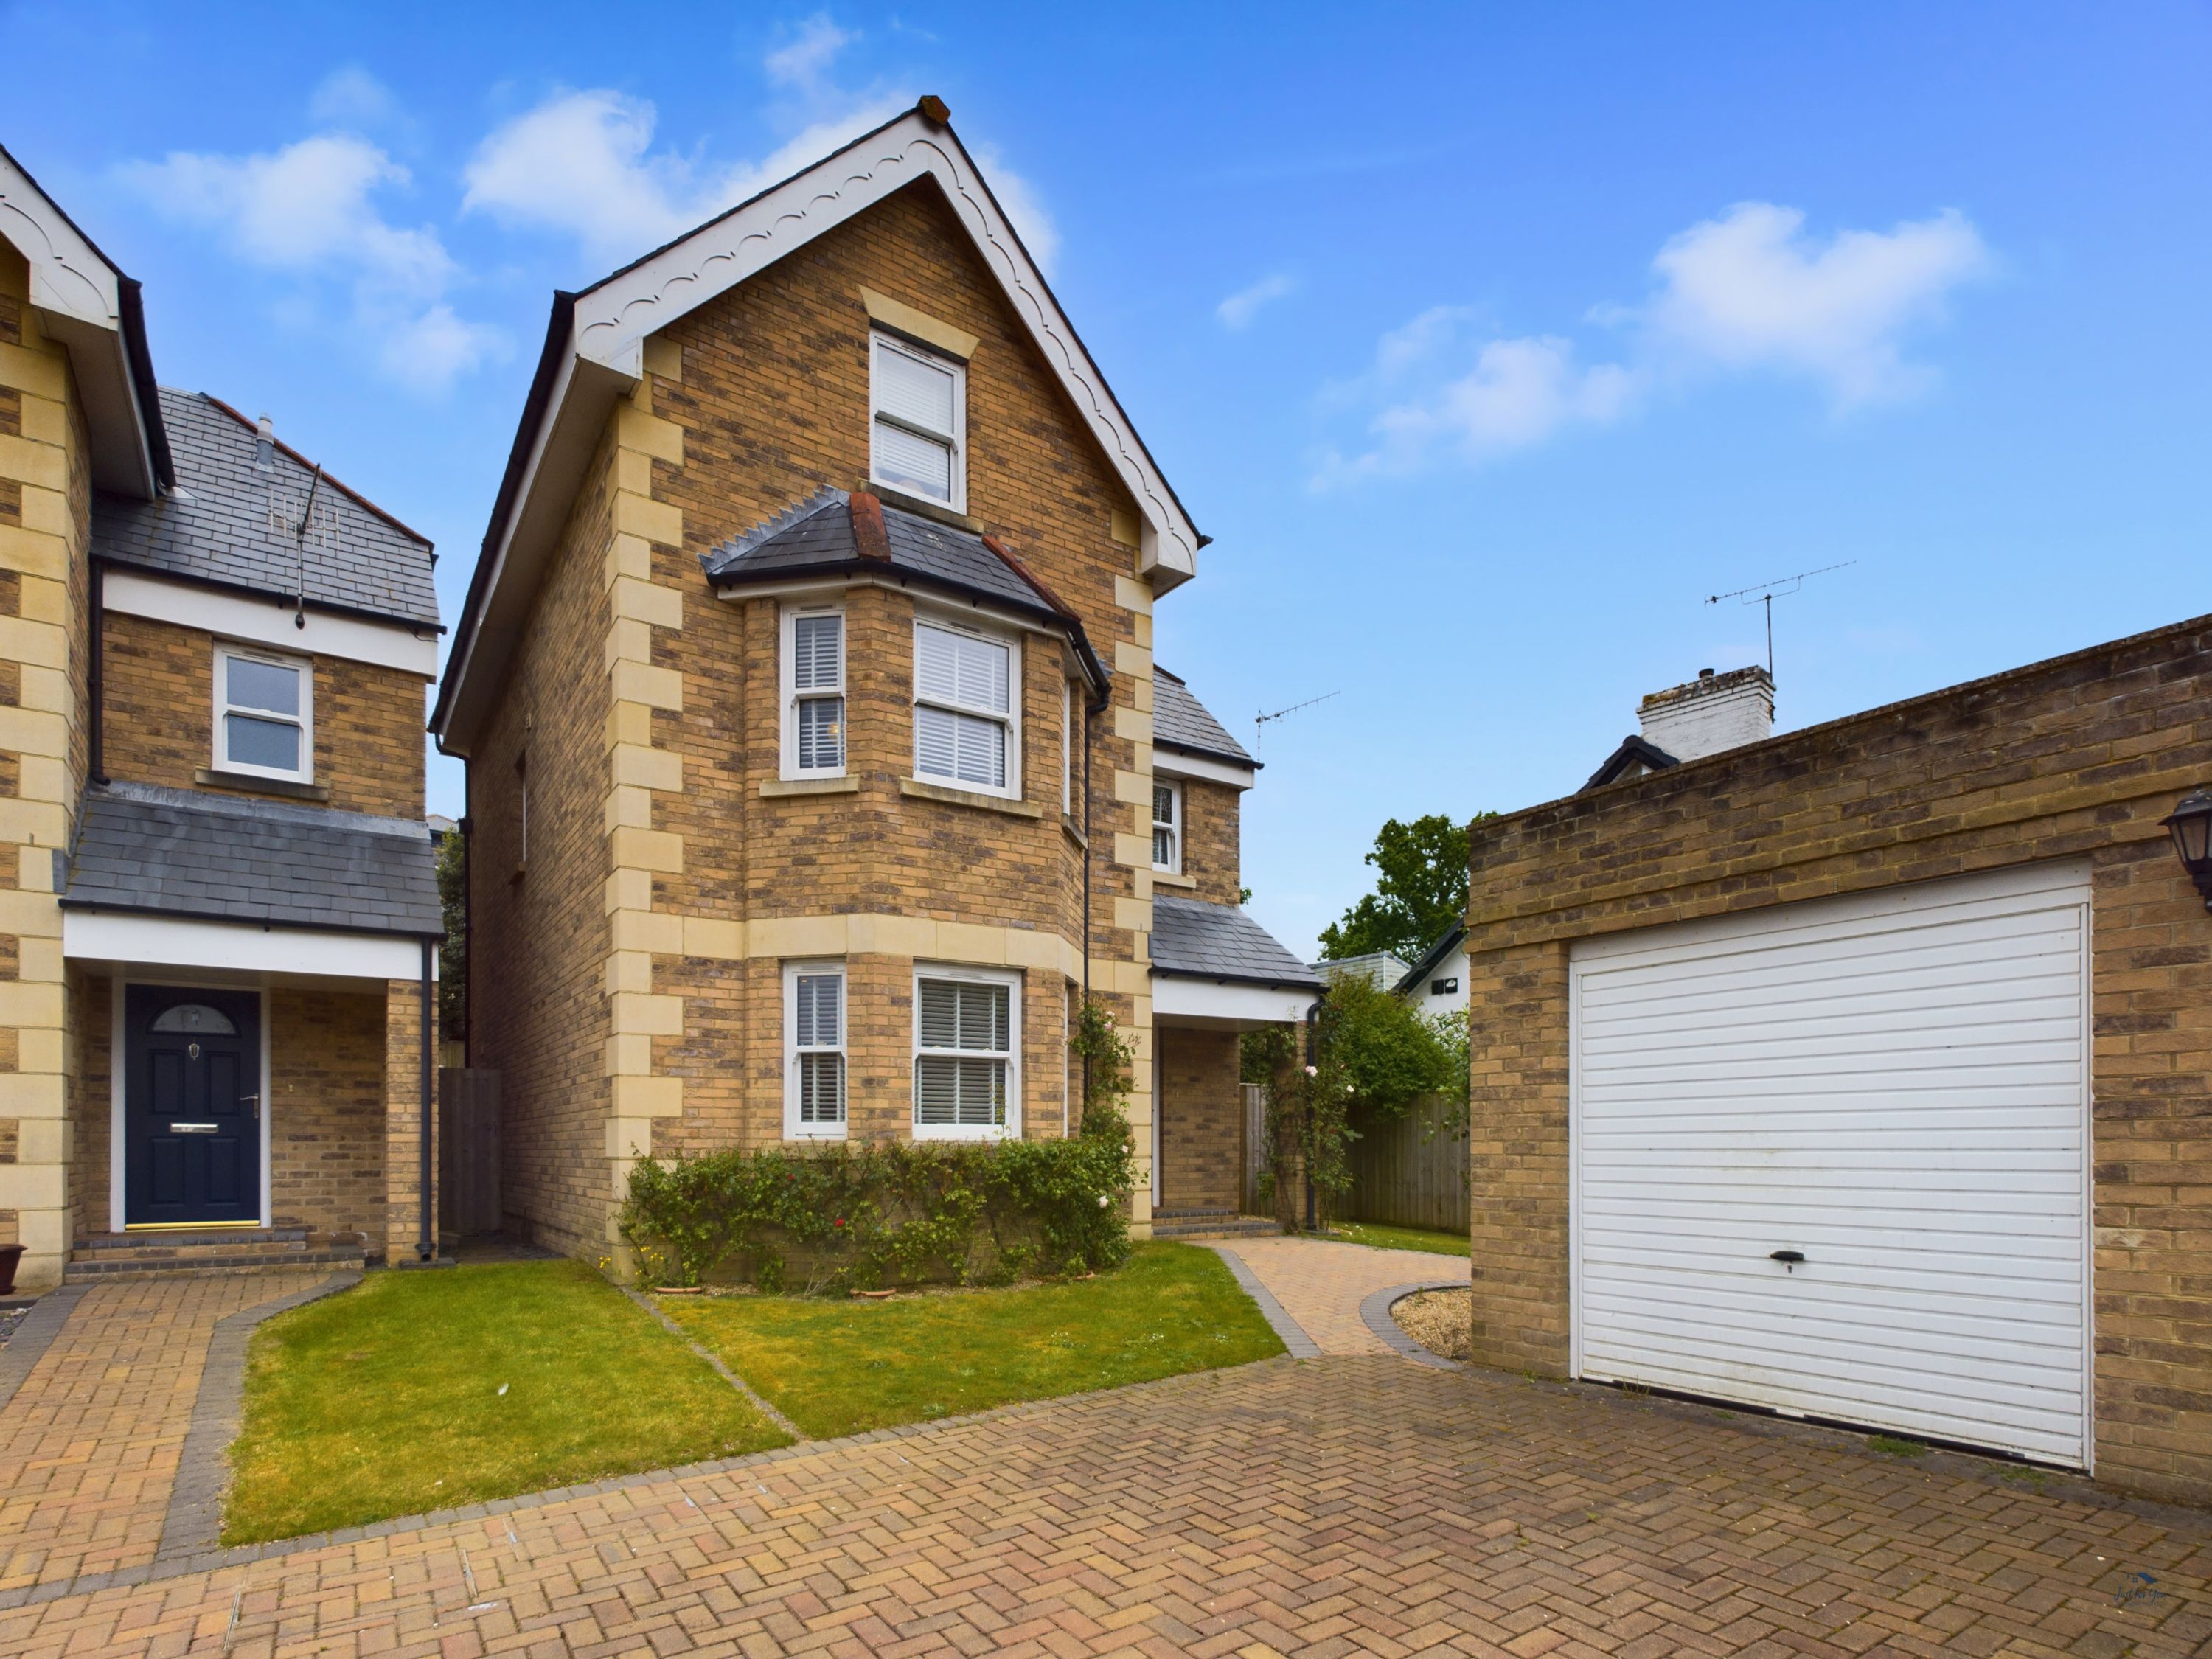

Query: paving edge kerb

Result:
[1358,1280,1469,1371]
[1203,1245,1322,1358]
[0,1284,88,1411]
[155,1271,364,1566]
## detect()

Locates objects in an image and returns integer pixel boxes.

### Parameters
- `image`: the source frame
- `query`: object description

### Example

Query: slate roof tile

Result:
[1150,894,1322,990]
[1154,669,1253,766]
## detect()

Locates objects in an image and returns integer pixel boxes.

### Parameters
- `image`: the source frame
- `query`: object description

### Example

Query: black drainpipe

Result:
[418,936,435,1261]
[88,559,106,785]
[1079,682,1101,1116]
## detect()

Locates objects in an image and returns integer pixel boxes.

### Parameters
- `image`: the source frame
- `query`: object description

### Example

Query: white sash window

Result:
[785,963,847,1138]
[871,334,965,510]
[782,607,846,777]
[1152,779,1182,873]
[913,967,1019,1139]
[215,644,312,782]
[914,619,1018,797]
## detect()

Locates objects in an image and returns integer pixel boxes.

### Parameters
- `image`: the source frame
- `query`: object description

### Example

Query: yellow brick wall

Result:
[0,248,83,1290]
[1157,1026,1242,1211]
[1176,778,1243,905]
[100,609,428,816]
[1461,614,2212,1507]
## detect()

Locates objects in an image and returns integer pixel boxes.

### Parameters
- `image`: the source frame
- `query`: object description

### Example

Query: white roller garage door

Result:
[1570,860,2092,1468]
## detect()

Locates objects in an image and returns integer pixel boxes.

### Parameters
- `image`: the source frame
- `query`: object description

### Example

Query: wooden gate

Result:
[438,1068,501,1237]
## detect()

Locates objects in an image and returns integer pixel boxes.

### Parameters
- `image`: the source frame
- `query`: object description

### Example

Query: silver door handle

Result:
[242,1093,260,1119]
[170,1122,218,1133]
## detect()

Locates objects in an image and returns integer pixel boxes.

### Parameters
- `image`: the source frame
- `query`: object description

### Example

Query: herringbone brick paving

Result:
[0,1272,324,1596]
[4,1338,2208,1655]
[1217,1237,1467,1355]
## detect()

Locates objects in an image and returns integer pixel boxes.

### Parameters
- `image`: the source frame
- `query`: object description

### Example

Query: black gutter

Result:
[418,936,436,1262]
[430,291,577,745]
[1155,737,1262,772]
[115,279,174,490]
[1151,968,1329,994]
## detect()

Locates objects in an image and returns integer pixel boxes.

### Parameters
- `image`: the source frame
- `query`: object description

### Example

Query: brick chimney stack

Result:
[1638,665,1774,762]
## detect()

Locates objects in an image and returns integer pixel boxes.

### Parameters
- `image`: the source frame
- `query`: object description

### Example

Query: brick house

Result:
[1462,616,2212,1504]
[0,148,443,1291]
[431,102,1318,1262]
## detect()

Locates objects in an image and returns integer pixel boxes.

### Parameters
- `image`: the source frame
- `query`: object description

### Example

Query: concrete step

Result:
[74,1226,312,1251]
[65,1247,366,1281]
[1152,1212,1281,1241]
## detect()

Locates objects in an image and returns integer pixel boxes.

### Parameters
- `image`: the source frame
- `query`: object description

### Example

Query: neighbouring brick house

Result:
[432,102,1318,1262]
[0,148,442,1291]
[1461,616,2212,1505]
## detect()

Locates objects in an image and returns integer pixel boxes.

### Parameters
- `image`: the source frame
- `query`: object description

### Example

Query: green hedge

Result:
[620,1135,1134,1294]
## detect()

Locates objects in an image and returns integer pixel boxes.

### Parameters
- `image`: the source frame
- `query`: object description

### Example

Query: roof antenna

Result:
[1253,689,1340,758]
[292,462,324,630]
[1705,561,1854,678]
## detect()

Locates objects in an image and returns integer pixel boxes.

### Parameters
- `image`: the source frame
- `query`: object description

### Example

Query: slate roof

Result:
[700,488,1107,690]
[1583,734,1679,792]
[1150,894,1324,990]
[91,389,439,627]
[63,782,442,936]
[1153,669,1254,768]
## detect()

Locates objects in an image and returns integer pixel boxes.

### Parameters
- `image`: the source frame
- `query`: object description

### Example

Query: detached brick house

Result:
[0,148,442,1291]
[433,102,1318,1261]
[1462,617,2212,1505]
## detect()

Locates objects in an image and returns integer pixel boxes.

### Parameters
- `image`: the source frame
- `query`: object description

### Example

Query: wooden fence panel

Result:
[1242,1084,1270,1216]
[1345,1093,1468,1234]
[438,1068,501,1237]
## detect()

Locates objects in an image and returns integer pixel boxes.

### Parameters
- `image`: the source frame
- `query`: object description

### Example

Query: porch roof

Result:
[61,782,442,937]
[1150,894,1324,992]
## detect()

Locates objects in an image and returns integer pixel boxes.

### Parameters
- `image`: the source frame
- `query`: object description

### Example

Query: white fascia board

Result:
[570,112,1199,586]
[437,350,631,753]
[0,150,156,498]
[1151,973,1316,1029]
[63,910,430,981]
[1152,748,1255,790]
[104,568,439,675]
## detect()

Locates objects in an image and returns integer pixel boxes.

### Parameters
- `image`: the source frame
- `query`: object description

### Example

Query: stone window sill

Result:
[195,767,330,803]
[899,778,1043,818]
[873,485,984,535]
[761,775,860,798]
[1151,869,1197,890]
[1061,813,1088,849]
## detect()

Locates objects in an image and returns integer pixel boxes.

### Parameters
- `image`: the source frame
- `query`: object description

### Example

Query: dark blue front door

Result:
[125,985,261,1227]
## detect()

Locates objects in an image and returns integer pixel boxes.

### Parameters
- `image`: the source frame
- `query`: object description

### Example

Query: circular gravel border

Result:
[1358,1279,1467,1370]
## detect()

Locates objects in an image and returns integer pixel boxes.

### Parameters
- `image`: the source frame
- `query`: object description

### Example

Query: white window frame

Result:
[911,963,1020,1141]
[779,604,847,780]
[869,332,967,512]
[1152,778,1183,874]
[911,613,1021,800]
[1061,679,1074,815]
[783,961,849,1141]
[212,642,313,783]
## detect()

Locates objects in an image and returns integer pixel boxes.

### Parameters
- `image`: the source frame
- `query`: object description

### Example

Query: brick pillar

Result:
[0,255,86,1291]
[381,973,433,1262]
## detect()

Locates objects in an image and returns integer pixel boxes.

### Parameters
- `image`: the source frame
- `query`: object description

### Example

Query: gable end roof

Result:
[434,102,1201,753]
[1582,734,1680,792]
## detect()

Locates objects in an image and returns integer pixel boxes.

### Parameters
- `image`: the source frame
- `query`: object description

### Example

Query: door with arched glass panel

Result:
[124,985,261,1226]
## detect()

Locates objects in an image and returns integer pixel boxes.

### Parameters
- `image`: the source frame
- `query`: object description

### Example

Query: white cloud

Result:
[765,14,855,91]
[1643,202,1989,405]
[465,89,1060,274]
[1217,273,1294,330]
[308,66,400,128]
[119,134,499,394]
[378,303,504,394]
[1315,201,1989,486]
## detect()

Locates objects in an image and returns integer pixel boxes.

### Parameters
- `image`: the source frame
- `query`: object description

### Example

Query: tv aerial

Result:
[1253,689,1340,757]
[1707,561,1854,677]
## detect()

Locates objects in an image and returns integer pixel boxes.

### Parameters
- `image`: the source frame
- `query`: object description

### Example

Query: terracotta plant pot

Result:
[0,1243,24,1297]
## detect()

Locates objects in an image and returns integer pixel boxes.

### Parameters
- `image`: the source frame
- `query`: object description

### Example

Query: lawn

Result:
[1326,1220,1470,1256]
[225,1259,790,1544]
[666,1241,1283,1439]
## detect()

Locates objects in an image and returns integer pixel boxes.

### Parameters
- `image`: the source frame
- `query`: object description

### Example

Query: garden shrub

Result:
[622,1136,1134,1293]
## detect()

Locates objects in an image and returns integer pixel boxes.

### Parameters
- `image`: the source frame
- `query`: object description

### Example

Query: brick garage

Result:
[1462,614,2212,1506]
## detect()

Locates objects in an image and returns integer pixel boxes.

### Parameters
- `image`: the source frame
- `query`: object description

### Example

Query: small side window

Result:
[214,645,311,782]
[1152,779,1182,874]
[782,607,846,778]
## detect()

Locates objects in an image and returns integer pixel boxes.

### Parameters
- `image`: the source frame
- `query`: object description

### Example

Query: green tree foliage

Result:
[1318,813,1489,964]
[435,830,465,1045]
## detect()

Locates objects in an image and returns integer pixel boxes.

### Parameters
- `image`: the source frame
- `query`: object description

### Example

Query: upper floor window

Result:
[871,334,965,511]
[785,962,847,1139]
[215,644,311,782]
[1152,779,1182,873]
[914,618,1018,797]
[1061,680,1076,815]
[782,606,845,777]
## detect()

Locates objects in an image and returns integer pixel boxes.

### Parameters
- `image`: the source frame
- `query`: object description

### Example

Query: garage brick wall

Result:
[1462,614,2212,1505]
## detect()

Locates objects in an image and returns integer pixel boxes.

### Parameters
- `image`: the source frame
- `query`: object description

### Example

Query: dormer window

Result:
[871,333,965,511]
[214,644,311,782]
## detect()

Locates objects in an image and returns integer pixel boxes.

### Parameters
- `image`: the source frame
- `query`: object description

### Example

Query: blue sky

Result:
[10,1,2208,956]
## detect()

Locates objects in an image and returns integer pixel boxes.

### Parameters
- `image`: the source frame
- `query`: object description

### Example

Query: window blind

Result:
[914,978,1009,1128]
[914,623,1011,789]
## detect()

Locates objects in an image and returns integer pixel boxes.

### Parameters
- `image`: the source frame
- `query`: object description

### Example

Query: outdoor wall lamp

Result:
[2161,788,2212,911]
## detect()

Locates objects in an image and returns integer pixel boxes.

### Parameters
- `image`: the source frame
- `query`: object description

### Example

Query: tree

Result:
[436,830,466,1046]
[1318,812,1488,964]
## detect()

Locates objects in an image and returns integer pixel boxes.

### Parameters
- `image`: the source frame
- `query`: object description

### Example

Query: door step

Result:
[1150,1209,1281,1242]
[66,1228,367,1281]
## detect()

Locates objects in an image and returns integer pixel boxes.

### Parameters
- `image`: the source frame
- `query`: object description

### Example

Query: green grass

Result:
[225,1259,790,1544]
[1325,1220,1470,1256]
[667,1242,1283,1439]
[1868,1433,1931,1459]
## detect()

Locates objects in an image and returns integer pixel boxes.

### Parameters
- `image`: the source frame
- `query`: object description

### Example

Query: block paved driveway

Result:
[1211,1235,1468,1355]
[2,1262,2210,1656]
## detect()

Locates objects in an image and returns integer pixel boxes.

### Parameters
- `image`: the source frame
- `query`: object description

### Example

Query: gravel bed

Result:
[0,1305,26,1349]
[1391,1287,1472,1362]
